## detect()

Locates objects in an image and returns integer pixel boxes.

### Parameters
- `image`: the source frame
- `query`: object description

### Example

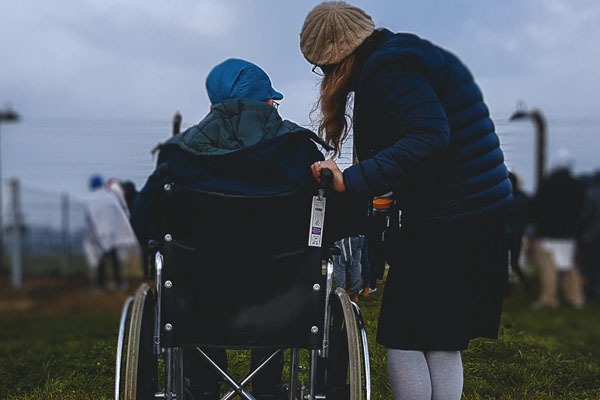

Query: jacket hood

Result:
[166,98,313,156]
[206,58,283,104]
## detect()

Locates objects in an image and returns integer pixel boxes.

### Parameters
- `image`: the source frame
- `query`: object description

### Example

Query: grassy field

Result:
[0,276,599,399]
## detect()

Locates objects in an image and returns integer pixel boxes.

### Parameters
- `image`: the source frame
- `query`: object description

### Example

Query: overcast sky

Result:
[1,0,600,205]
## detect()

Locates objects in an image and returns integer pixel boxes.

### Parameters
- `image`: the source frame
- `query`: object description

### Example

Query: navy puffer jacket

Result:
[345,29,512,222]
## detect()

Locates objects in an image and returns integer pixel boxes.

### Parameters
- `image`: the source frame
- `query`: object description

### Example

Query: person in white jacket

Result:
[83,174,138,290]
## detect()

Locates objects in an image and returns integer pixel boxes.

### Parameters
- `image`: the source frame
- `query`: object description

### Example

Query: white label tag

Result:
[308,195,326,247]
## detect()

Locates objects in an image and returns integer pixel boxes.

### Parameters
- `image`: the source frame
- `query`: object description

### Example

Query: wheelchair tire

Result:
[115,296,133,400]
[321,288,364,400]
[351,301,371,400]
[123,283,158,400]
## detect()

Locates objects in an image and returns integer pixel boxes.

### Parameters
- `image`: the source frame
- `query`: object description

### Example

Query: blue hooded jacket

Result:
[130,99,366,248]
[345,29,512,222]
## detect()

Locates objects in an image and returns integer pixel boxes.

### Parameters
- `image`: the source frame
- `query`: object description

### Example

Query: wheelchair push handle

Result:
[320,167,334,191]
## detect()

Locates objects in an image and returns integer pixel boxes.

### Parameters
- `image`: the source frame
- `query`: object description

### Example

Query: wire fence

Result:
[2,114,599,286]
[0,179,89,280]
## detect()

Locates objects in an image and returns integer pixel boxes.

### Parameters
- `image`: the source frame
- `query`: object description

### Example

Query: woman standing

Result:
[300,2,512,399]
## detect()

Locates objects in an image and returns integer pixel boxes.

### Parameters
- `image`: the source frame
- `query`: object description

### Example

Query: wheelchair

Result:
[115,172,371,400]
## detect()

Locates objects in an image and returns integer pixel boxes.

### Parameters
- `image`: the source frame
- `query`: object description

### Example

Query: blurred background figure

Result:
[364,194,398,293]
[106,177,130,216]
[359,235,375,298]
[82,174,138,291]
[120,180,138,211]
[507,171,532,294]
[530,148,586,309]
[334,235,365,303]
[106,177,142,281]
[578,171,600,301]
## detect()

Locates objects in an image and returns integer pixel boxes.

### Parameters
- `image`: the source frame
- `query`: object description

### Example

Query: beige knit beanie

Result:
[300,1,375,66]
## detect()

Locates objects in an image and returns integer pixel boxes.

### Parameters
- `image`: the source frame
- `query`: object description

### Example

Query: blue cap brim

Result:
[270,89,284,101]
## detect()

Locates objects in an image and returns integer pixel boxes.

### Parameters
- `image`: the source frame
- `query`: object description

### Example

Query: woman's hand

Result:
[311,159,346,192]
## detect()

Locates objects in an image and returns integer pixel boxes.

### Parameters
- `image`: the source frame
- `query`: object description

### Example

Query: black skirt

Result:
[376,211,508,351]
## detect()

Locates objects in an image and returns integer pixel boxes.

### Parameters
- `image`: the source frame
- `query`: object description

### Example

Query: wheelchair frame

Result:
[116,253,370,400]
[115,185,371,400]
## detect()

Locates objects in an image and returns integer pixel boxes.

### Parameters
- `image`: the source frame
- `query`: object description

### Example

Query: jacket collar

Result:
[350,28,394,90]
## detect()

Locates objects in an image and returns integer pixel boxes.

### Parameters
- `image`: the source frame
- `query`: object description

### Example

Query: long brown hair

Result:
[313,31,381,157]
[313,54,357,157]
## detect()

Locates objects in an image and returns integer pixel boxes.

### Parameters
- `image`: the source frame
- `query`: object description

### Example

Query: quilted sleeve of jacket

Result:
[343,52,450,197]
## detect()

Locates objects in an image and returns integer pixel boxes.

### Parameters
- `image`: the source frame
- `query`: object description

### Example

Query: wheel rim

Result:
[115,296,134,400]
[123,283,156,400]
[325,288,363,400]
[351,301,371,400]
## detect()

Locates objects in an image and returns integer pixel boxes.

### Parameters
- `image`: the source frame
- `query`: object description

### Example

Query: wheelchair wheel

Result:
[122,283,158,400]
[320,287,364,400]
[115,296,133,400]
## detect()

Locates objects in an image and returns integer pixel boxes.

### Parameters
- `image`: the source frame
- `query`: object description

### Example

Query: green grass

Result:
[461,296,600,399]
[1,282,599,399]
[0,255,90,278]
[0,312,117,399]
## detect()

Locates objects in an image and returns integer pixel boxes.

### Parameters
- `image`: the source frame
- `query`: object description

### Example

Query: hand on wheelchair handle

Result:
[311,159,346,192]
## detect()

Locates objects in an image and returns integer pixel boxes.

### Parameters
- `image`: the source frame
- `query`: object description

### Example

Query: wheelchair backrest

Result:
[158,185,325,349]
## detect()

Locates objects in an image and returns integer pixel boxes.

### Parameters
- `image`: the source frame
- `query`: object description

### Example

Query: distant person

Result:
[82,174,138,291]
[359,235,375,297]
[507,171,532,293]
[334,234,365,302]
[365,194,399,289]
[579,171,600,301]
[106,177,130,216]
[120,180,138,211]
[530,148,586,309]
[106,178,138,214]
[105,177,142,281]
[301,2,512,399]
[115,179,146,278]
[360,194,399,297]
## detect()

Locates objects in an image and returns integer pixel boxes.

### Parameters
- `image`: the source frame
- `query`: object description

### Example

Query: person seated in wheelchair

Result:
[131,58,365,400]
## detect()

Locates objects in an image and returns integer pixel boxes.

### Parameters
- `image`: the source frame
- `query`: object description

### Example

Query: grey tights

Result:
[386,349,463,400]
